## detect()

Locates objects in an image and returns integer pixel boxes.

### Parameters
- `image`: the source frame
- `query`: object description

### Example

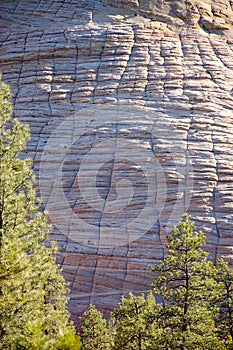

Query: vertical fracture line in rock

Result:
[142,27,153,100]
[90,120,119,305]
[161,33,183,101]
[160,36,168,100]
[183,136,192,218]
[145,32,164,101]
[144,30,155,102]
[54,0,66,19]
[179,31,192,100]
[90,104,124,302]
[66,113,80,253]
[71,30,91,103]
[173,33,184,97]
[63,30,78,109]
[161,34,173,99]
[114,24,140,296]
[13,31,29,115]
[132,25,150,96]
[149,128,164,259]
[186,106,194,211]
[92,28,108,103]
[52,0,61,19]
[197,36,223,91]
[123,247,132,297]
[0,33,11,50]
[38,35,56,210]
[115,25,135,99]
[47,42,56,121]
[119,25,139,98]
[211,118,220,262]
[178,32,190,214]
[203,35,232,91]
[179,34,200,102]
[67,28,105,306]
[32,0,52,16]
[13,0,23,14]
[89,27,119,302]
[123,188,133,294]
[99,126,118,219]
[33,29,45,166]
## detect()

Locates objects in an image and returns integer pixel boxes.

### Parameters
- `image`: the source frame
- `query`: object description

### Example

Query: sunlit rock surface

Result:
[1,0,233,321]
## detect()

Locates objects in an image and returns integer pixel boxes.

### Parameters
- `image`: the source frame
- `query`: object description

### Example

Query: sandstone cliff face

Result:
[104,0,233,30]
[1,0,233,321]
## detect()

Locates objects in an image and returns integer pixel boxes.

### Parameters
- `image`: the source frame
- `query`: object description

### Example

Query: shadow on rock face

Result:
[103,0,233,30]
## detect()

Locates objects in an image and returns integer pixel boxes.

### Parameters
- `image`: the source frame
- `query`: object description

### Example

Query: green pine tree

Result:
[0,76,81,349]
[79,304,112,350]
[152,214,226,350]
[111,291,159,350]
[215,258,233,342]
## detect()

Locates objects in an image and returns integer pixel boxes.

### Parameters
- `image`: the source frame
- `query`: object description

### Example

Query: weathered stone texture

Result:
[104,0,233,30]
[1,0,233,321]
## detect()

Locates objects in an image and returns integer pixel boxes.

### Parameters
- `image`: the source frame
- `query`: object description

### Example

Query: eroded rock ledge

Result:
[103,0,233,31]
[0,0,233,321]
